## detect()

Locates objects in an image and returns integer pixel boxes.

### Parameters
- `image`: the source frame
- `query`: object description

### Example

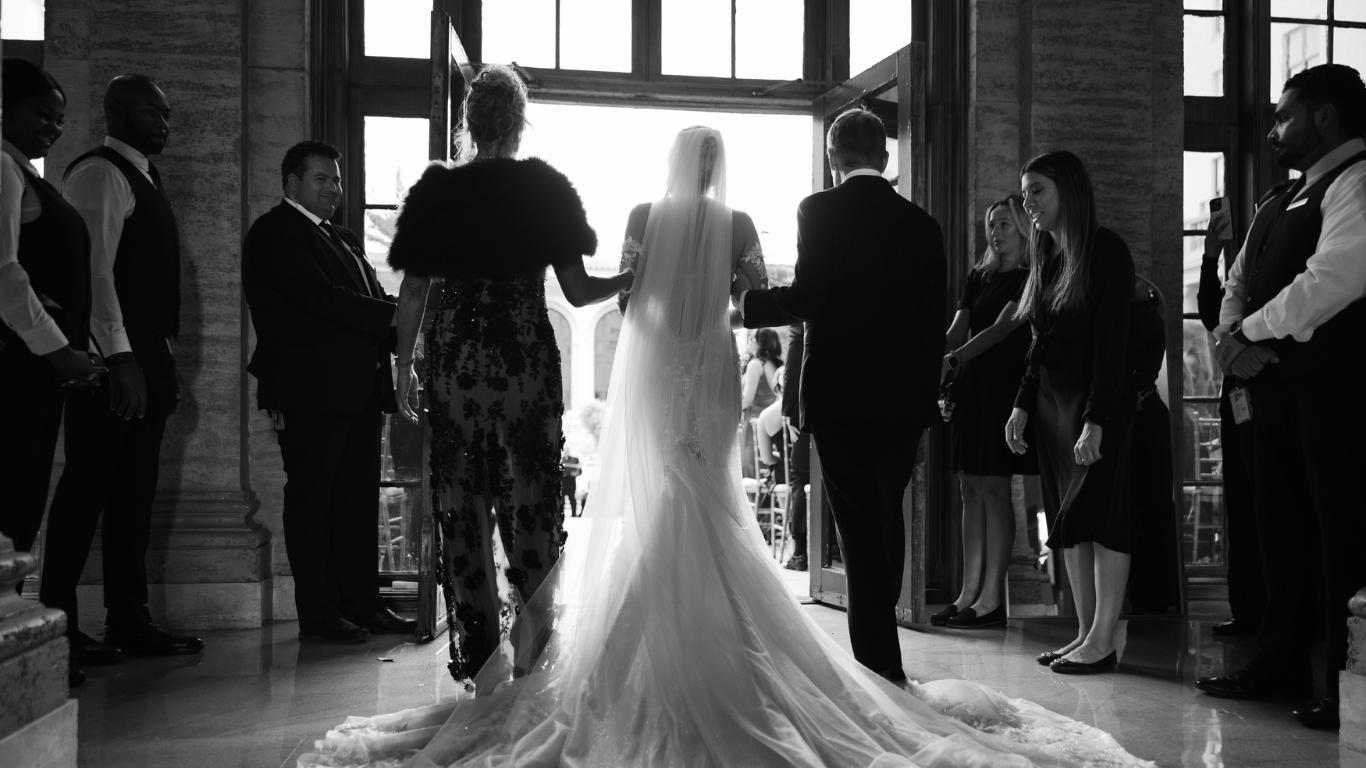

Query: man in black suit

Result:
[782,322,810,572]
[737,108,946,681]
[243,140,414,643]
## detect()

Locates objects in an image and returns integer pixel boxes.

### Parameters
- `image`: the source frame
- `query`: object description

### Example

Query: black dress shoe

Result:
[1211,617,1258,636]
[105,623,205,656]
[876,666,908,683]
[929,605,962,627]
[1036,651,1064,666]
[1050,650,1117,675]
[946,605,1006,629]
[299,617,370,645]
[1292,696,1340,730]
[1194,665,1312,700]
[68,666,86,688]
[355,607,417,635]
[784,555,808,572]
[69,631,122,666]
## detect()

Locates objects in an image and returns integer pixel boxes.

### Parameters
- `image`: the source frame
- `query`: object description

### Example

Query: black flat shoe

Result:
[946,605,1006,629]
[1292,696,1339,730]
[105,623,204,655]
[299,617,370,645]
[784,555,808,572]
[1036,650,1065,666]
[929,605,962,627]
[69,631,123,666]
[1211,617,1258,636]
[1050,650,1117,675]
[1194,664,1312,700]
[354,607,417,635]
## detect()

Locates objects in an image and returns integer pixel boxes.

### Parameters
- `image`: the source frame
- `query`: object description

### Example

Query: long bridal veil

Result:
[298,128,1153,768]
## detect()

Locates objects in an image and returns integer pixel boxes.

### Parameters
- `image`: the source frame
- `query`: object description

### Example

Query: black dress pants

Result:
[788,432,810,556]
[810,421,919,676]
[277,406,384,628]
[1219,387,1265,628]
[0,351,66,555]
[1247,370,1366,696]
[40,357,176,633]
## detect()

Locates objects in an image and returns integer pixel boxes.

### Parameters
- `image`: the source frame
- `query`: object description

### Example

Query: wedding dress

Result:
[298,128,1152,768]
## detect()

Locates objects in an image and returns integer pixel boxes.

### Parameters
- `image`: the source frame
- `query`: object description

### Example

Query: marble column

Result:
[1343,587,1366,756]
[0,536,76,768]
[43,0,275,630]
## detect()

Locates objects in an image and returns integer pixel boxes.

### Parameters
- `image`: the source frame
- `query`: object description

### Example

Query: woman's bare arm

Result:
[394,271,432,423]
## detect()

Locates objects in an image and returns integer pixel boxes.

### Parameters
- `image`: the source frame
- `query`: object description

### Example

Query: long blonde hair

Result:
[1014,151,1098,320]
[974,194,1030,276]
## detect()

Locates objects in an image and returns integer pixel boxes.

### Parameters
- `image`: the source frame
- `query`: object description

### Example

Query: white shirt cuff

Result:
[93,329,133,357]
[738,289,750,320]
[17,316,69,357]
[1241,311,1271,343]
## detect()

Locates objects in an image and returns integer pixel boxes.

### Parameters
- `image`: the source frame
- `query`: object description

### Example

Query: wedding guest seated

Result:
[741,327,782,478]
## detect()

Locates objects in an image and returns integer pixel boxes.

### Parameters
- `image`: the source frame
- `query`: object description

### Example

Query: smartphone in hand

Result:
[1208,196,1233,242]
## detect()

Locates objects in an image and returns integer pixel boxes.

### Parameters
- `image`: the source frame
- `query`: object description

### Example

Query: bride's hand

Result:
[396,362,420,424]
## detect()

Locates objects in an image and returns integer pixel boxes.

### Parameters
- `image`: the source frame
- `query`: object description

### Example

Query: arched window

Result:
[548,308,572,407]
[593,311,623,401]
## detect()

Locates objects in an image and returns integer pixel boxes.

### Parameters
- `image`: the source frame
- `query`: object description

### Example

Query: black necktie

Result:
[320,221,377,297]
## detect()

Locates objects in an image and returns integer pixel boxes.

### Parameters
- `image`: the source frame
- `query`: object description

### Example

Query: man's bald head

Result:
[103,74,171,156]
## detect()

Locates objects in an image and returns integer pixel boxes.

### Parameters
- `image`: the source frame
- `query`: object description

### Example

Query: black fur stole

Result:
[387,157,598,280]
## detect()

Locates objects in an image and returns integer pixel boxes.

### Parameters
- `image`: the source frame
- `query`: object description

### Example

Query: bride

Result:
[299,124,1151,768]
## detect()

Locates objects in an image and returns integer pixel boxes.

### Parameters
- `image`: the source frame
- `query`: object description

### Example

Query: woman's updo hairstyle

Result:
[458,63,528,162]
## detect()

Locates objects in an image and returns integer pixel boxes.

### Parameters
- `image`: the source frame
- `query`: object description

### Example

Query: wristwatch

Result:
[946,352,960,370]
[1228,318,1250,346]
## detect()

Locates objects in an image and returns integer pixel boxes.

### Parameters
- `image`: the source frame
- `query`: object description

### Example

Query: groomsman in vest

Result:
[1195,64,1366,731]
[243,141,413,643]
[40,75,203,666]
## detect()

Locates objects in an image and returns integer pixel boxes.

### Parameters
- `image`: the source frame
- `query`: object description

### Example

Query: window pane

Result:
[364,116,431,291]
[1338,0,1366,22]
[736,0,803,80]
[850,0,914,75]
[1183,0,1222,9]
[1334,27,1366,75]
[483,0,557,69]
[1182,151,1223,313]
[561,0,632,72]
[662,0,731,77]
[1183,15,1225,96]
[1270,22,1329,99]
[1,0,44,40]
[1270,0,1326,18]
[364,0,431,59]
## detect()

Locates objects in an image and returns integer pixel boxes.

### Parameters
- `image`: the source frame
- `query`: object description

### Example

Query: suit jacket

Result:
[744,175,947,432]
[243,201,398,415]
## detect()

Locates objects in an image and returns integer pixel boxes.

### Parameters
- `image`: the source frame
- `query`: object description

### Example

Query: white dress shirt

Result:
[1218,137,1366,343]
[282,197,375,293]
[62,136,157,357]
[0,140,68,356]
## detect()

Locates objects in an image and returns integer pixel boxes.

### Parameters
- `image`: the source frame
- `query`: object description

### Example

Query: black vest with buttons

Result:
[1240,150,1366,372]
[65,146,181,341]
[0,165,92,357]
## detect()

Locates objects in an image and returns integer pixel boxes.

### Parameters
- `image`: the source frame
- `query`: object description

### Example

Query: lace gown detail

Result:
[425,274,567,682]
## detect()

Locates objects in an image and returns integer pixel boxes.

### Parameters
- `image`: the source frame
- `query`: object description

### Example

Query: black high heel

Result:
[929,605,962,626]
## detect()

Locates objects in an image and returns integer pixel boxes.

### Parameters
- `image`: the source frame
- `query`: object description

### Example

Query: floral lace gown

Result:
[425,273,567,681]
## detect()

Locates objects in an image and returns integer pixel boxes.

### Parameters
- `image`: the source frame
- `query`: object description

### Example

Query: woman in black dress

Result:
[933,195,1036,629]
[1005,151,1134,674]
[389,64,633,681]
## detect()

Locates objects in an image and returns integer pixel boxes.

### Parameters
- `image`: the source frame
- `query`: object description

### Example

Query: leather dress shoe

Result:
[105,623,204,656]
[946,605,1006,629]
[1050,650,1117,675]
[929,605,962,627]
[68,666,86,688]
[1292,696,1339,730]
[1036,650,1065,666]
[784,554,808,572]
[69,631,123,666]
[1211,617,1258,636]
[356,608,417,635]
[299,617,370,645]
[1194,665,1312,700]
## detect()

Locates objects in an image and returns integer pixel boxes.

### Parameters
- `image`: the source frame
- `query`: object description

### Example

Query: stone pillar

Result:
[0,536,76,768]
[1343,587,1366,756]
[43,0,274,630]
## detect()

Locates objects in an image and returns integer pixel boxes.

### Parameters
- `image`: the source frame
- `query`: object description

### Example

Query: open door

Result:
[407,9,473,642]
[806,42,930,625]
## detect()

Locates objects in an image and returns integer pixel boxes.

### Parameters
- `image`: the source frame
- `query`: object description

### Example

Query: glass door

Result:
[806,43,929,624]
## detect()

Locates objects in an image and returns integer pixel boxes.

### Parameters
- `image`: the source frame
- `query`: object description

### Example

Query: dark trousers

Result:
[810,421,919,676]
[277,406,384,627]
[0,351,66,554]
[1247,371,1366,696]
[1219,387,1265,627]
[788,431,810,556]
[39,358,176,633]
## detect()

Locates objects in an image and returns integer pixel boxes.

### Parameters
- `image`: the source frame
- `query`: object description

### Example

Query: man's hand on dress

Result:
[106,354,147,420]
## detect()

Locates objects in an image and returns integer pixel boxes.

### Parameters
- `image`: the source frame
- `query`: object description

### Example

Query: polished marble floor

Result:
[68,587,1361,767]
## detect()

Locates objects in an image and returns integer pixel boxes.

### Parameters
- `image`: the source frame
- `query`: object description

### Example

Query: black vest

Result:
[0,164,92,357]
[1242,150,1366,371]
[65,146,181,340]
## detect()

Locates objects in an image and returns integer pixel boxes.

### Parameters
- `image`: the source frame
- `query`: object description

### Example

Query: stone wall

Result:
[40,0,313,629]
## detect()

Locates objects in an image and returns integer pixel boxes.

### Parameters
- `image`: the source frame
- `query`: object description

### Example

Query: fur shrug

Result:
[387,157,597,280]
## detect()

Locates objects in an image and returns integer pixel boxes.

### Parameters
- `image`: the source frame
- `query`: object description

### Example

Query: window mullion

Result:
[731,0,738,79]
[555,0,562,70]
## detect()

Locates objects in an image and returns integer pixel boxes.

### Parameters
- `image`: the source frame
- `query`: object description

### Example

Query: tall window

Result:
[1269,0,1366,99]
[361,117,431,295]
[484,0,633,72]
[1184,1,1226,97]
